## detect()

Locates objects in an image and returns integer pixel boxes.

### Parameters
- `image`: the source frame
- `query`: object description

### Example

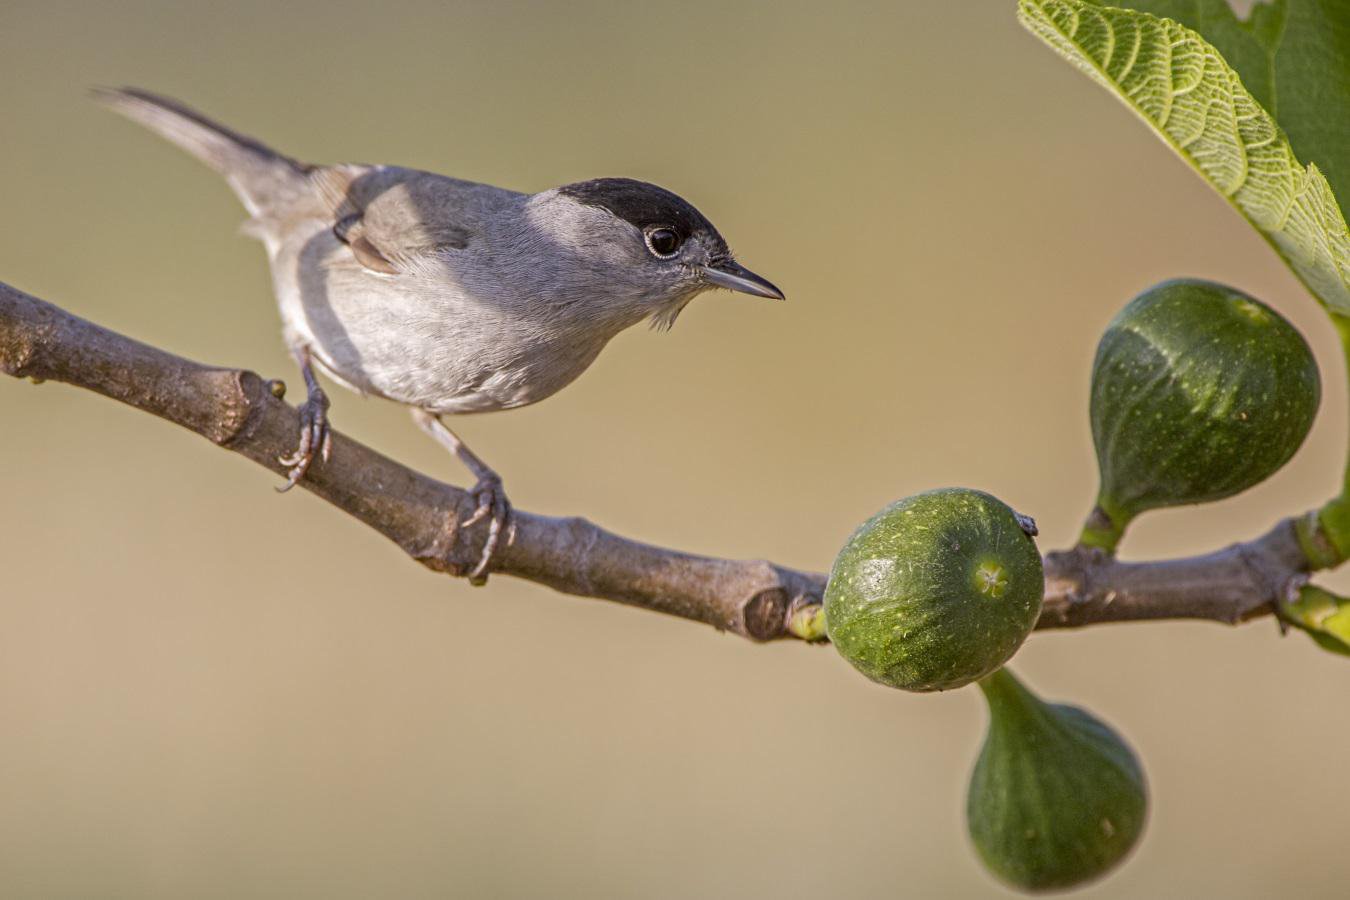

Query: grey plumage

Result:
[94,87,783,577]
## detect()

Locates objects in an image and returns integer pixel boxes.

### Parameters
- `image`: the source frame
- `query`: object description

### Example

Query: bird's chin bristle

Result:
[648,298,693,332]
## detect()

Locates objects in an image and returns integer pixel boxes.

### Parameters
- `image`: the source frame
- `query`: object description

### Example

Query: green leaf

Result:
[1098,1,1350,215]
[1272,1,1350,215]
[1088,1,1287,110]
[1019,0,1350,314]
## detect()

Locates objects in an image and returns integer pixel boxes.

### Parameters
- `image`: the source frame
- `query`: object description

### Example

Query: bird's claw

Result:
[462,473,513,584]
[277,388,331,491]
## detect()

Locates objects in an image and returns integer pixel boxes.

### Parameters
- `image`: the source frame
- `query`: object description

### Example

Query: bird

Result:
[94,87,784,582]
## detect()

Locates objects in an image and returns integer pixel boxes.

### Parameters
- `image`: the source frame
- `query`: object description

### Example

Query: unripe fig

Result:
[824,488,1043,692]
[968,668,1147,892]
[1084,279,1319,552]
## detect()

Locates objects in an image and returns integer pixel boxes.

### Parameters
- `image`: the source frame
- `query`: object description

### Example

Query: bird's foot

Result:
[277,387,332,491]
[461,472,514,584]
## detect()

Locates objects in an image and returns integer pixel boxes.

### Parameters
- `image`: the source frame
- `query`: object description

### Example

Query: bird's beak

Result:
[701,260,785,300]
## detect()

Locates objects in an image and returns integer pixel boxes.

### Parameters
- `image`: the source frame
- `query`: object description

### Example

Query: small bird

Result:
[95,88,784,581]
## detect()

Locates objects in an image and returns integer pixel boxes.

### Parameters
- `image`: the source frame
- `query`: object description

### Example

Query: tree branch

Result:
[0,281,1313,640]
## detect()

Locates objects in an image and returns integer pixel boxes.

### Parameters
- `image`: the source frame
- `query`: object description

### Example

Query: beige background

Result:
[1,1,1345,897]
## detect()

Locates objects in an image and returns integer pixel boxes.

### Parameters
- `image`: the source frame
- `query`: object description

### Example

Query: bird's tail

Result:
[92,87,312,218]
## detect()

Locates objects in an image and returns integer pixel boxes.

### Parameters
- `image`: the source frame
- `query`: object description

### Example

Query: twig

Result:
[0,281,1312,640]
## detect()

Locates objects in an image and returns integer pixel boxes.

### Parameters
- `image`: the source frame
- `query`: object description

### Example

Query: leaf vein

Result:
[1018,0,1350,313]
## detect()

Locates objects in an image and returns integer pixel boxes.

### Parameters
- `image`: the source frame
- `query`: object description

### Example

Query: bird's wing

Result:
[311,165,520,274]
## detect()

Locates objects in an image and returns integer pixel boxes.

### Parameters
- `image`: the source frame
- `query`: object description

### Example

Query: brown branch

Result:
[0,281,1313,640]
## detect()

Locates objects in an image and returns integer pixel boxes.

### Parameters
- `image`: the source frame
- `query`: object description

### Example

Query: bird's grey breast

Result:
[266,166,615,414]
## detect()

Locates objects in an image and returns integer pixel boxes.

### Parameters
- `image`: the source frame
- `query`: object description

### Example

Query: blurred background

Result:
[1,1,1344,897]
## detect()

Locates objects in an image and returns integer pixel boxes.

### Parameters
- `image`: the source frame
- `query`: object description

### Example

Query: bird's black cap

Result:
[558,178,730,259]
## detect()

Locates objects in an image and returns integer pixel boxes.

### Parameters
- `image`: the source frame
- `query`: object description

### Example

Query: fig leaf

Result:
[1019,0,1350,314]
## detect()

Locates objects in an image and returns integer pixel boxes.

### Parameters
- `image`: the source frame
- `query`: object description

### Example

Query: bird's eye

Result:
[645,227,682,259]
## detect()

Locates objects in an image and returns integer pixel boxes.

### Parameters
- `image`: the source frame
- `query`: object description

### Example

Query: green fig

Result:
[1277,585,1350,658]
[968,668,1147,893]
[824,488,1043,692]
[1084,279,1319,553]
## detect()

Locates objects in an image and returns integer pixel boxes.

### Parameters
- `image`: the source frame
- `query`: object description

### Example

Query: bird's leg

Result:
[277,346,332,491]
[411,408,514,583]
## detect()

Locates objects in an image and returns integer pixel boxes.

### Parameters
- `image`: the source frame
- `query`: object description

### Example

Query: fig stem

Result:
[976,668,1021,703]
[1077,503,1128,555]
[1315,313,1350,566]
[786,600,827,642]
[976,668,1045,729]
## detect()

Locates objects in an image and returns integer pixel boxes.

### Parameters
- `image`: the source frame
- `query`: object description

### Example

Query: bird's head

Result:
[527,177,783,330]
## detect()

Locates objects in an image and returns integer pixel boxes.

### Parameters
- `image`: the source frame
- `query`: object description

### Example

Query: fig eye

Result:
[645,227,681,258]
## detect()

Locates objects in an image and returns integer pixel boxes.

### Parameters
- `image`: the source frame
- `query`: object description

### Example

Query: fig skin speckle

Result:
[968,668,1148,892]
[824,488,1044,692]
[1088,279,1320,549]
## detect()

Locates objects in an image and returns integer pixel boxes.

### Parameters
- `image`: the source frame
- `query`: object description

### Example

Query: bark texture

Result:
[1,281,1312,640]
